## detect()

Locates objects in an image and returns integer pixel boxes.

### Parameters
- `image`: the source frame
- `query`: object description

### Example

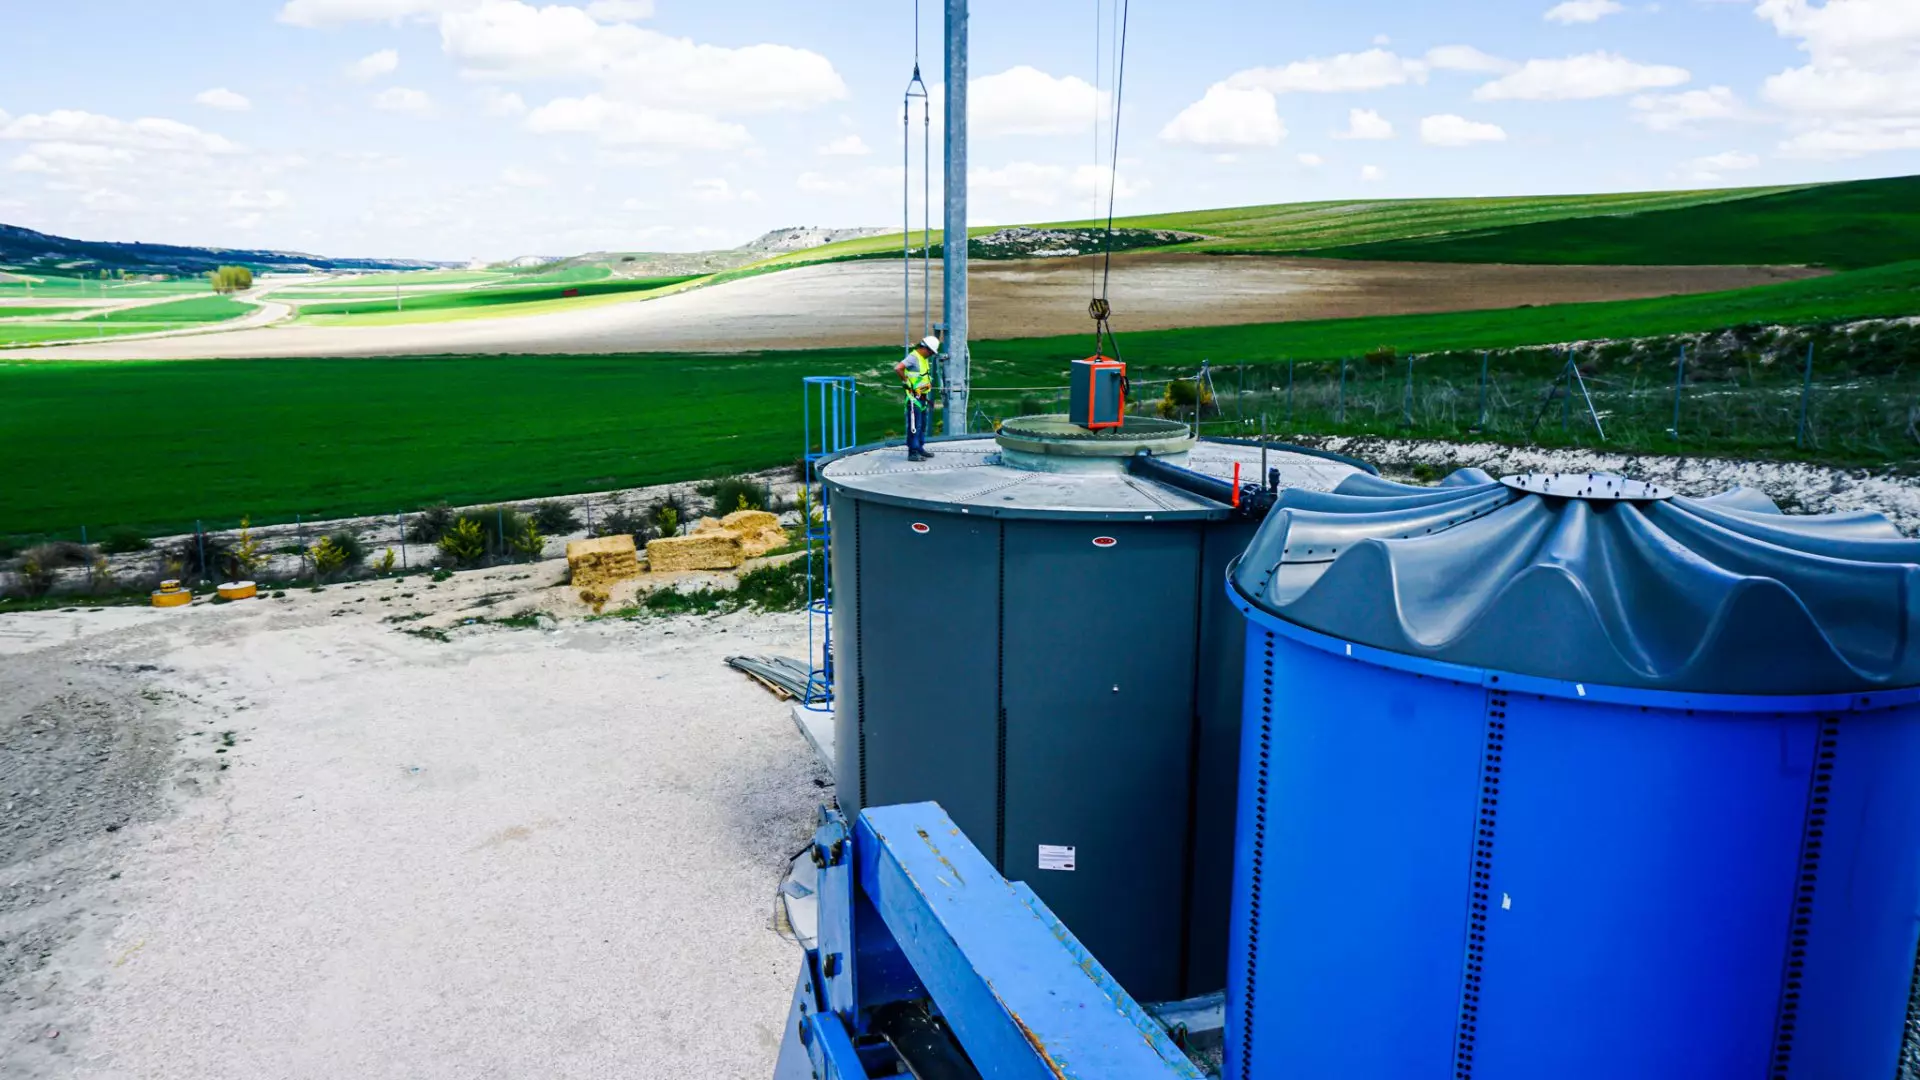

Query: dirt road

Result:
[6,255,1819,360]
[0,568,826,1080]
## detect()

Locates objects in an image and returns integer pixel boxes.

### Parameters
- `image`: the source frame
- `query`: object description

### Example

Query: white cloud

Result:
[1226,49,1428,94]
[965,66,1105,137]
[1755,0,1920,158]
[348,49,400,82]
[1359,164,1385,182]
[1544,0,1625,23]
[1630,85,1742,131]
[1420,114,1509,146]
[9,143,136,175]
[372,87,436,117]
[524,95,750,149]
[795,165,903,195]
[1676,149,1759,183]
[226,189,291,209]
[478,86,527,117]
[195,88,252,112]
[585,0,653,20]
[500,166,549,187]
[439,3,846,115]
[1473,52,1689,101]
[1158,84,1285,148]
[1334,107,1394,140]
[1297,152,1325,166]
[689,177,756,204]
[0,110,239,154]
[1778,118,1920,158]
[817,134,871,156]
[278,0,476,27]
[971,162,1144,209]
[1425,45,1518,73]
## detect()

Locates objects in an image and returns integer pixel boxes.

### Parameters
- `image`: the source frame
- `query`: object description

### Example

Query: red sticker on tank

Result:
[911,522,931,534]
[1092,536,1117,548]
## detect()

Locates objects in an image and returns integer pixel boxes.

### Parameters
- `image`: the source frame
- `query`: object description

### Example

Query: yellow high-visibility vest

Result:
[902,350,933,397]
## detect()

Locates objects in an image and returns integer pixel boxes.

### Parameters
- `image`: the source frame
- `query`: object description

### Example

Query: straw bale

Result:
[719,509,788,557]
[567,535,642,589]
[646,532,745,572]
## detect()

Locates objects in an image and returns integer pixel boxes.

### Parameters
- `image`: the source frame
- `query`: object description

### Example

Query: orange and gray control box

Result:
[1070,356,1127,430]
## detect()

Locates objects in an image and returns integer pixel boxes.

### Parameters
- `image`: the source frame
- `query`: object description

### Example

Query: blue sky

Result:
[0,0,1913,261]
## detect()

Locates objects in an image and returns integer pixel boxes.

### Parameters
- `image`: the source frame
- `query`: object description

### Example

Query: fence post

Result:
[82,525,91,589]
[1337,358,1348,425]
[398,513,408,569]
[1402,353,1414,429]
[196,520,207,586]
[498,507,507,565]
[1796,341,1815,448]
[1560,349,1572,432]
[1671,344,1687,441]
[1476,351,1489,431]
[1286,360,1295,427]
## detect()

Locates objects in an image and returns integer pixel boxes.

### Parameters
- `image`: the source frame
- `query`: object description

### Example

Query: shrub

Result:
[529,500,580,535]
[466,506,532,551]
[372,548,398,575]
[696,476,769,516]
[650,494,692,537]
[324,530,367,567]
[20,540,93,571]
[439,519,486,567]
[99,527,151,554]
[1158,377,1214,418]
[592,506,657,546]
[507,518,545,559]
[406,502,456,543]
[309,536,349,580]
[229,517,267,578]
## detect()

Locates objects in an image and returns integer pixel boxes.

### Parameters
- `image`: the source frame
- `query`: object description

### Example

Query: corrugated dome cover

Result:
[1231,468,1920,695]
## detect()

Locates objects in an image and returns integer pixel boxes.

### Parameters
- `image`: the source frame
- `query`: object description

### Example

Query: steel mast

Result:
[942,0,969,434]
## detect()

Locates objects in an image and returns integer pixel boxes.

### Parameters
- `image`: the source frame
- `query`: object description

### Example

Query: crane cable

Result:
[903,0,931,353]
[1089,0,1131,361]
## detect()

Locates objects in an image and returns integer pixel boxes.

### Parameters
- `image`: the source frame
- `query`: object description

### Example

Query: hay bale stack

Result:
[647,532,744,572]
[720,509,788,557]
[567,535,642,589]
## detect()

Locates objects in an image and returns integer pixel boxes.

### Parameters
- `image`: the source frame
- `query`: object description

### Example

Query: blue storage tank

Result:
[1223,469,1920,1080]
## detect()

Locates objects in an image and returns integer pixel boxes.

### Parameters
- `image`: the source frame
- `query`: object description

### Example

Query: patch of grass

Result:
[78,295,253,324]
[2,259,1917,535]
[0,322,185,346]
[400,626,450,643]
[0,305,92,318]
[1308,174,1920,270]
[293,276,696,319]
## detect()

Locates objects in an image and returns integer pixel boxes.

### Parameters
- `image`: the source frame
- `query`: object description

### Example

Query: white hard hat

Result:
[919,335,942,353]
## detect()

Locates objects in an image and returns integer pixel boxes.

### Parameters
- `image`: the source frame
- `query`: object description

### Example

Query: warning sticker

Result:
[1038,844,1076,872]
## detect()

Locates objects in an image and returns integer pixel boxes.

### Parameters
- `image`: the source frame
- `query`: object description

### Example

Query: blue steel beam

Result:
[855,803,1201,1080]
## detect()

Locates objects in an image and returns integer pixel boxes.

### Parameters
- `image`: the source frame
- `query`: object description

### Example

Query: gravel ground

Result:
[0,567,827,1079]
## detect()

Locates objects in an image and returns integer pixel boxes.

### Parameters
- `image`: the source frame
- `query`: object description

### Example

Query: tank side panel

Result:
[1002,519,1202,1004]
[1185,518,1257,997]
[1230,628,1484,1078]
[1790,702,1920,1079]
[1473,695,1815,1078]
[831,494,863,810]
[853,500,1003,854]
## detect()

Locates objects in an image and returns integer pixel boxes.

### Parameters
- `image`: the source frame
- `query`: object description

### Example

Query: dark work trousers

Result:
[905,394,929,455]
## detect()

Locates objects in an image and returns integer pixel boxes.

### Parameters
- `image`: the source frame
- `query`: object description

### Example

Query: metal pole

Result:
[942,0,969,434]
[1672,344,1686,440]
[82,525,91,589]
[1476,351,1488,430]
[1286,359,1294,426]
[1402,354,1414,428]
[400,513,408,569]
[1796,340,1815,448]
[196,520,207,586]
[1337,358,1347,425]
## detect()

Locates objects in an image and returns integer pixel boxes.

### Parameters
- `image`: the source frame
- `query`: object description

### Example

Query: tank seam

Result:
[1453,688,1508,1079]
[1240,630,1276,1077]
[1772,713,1841,1078]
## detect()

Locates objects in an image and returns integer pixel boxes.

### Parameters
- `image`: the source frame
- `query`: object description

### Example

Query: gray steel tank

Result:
[820,416,1366,1003]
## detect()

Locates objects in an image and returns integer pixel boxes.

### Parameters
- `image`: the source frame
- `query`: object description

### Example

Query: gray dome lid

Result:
[1231,469,1920,696]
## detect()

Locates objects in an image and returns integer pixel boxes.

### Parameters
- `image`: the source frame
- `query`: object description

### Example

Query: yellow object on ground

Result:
[152,580,192,608]
[647,532,745,572]
[567,535,642,589]
[217,581,258,600]
[717,510,788,557]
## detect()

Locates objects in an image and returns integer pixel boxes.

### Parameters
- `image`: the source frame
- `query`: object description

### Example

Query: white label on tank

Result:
[1038,845,1077,872]
[1502,892,1512,911]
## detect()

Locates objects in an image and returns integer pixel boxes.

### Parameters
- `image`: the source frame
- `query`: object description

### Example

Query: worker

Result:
[895,334,940,461]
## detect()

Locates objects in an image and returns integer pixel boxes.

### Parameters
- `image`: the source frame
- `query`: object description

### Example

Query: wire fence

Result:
[960,347,1920,465]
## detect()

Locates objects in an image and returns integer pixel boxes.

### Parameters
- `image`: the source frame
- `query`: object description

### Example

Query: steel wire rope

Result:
[1089,0,1131,362]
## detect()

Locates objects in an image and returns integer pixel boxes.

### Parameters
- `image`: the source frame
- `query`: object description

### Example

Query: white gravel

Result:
[1,572,827,1079]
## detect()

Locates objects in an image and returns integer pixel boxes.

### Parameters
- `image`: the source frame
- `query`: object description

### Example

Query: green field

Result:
[0,323,186,347]
[78,295,253,324]
[1308,175,1920,270]
[292,275,698,320]
[0,277,208,299]
[3,259,1916,536]
[0,305,92,319]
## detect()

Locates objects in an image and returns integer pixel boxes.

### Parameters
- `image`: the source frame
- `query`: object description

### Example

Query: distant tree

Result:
[208,265,254,293]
